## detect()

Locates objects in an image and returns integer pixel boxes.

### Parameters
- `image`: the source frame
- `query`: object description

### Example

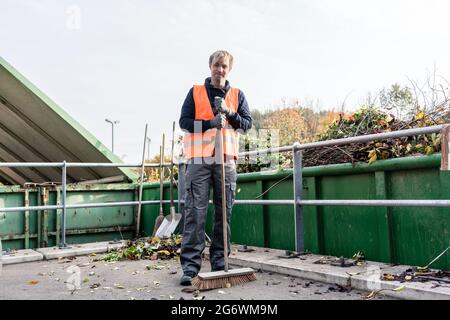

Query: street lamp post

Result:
[105,118,119,153]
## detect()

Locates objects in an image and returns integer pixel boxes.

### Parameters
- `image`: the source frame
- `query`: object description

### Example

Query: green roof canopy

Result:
[0,56,138,185]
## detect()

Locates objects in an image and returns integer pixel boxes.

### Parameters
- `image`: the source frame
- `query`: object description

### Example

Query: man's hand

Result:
[210,113,226,129]
[214,97,234,116]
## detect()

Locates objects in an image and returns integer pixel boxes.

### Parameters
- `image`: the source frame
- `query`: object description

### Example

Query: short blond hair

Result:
[209,50,234,68]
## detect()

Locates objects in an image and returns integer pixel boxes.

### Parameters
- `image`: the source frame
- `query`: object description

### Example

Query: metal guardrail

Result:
[0,124,449,251]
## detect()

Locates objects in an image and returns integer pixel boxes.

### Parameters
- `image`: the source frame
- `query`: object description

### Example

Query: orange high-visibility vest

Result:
[184,85,240,159]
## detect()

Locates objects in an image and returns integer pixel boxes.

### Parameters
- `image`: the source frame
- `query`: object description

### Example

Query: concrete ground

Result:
[0,255,392,300]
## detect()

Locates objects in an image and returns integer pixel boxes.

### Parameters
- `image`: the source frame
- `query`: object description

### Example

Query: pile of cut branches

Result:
[301,106,449,167]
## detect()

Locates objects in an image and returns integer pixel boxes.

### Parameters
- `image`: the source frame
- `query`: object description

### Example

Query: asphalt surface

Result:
[0,254,394,300]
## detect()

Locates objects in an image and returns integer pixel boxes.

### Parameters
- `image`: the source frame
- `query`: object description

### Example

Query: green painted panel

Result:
[0,191,38,249]
[265,180,295,251]
[319,174,381,260]
[65,191,135,229]
[389,169,450,269]
[0,192,26,237]
[231,181,265,247]
[303,177,322,253]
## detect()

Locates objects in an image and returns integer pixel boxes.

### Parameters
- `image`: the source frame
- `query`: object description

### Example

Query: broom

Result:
[192,99,256,290]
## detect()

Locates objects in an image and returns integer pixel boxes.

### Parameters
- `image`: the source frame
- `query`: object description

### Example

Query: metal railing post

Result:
[24,189,30,249]
[441,124,450,171]
[293,142,304,253]
[60,161,67,248]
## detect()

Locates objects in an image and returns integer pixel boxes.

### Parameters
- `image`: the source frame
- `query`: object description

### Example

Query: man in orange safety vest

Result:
[179,50,252,286]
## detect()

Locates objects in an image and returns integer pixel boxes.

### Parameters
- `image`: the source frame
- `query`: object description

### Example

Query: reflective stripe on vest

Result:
[183,85,240,159]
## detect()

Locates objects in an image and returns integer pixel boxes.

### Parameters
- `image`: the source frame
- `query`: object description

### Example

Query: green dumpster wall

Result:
[0,184,137,249]
[141,154,449,269]
[1,154,449,269]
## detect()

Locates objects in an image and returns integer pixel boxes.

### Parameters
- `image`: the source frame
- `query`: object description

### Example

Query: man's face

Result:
[210,57,231,86]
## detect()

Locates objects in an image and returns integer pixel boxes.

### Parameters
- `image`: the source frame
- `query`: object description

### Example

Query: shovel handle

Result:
[159,134,165,213]
[135,123,148,238]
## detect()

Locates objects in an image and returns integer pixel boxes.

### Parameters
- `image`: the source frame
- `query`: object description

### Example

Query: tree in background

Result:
[144,153,172,182]
[380,83,415,120]
[261,108,307,146]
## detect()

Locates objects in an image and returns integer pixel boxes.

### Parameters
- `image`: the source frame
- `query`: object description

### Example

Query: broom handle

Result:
[136,123,148,238]
[169,121,175,211]
[219,127,229,272]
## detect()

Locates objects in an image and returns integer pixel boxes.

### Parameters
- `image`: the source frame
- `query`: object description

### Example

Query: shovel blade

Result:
[162,213,182,237]
[154,217,171,238]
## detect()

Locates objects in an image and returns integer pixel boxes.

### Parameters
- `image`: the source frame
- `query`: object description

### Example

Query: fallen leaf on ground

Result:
[364,285,405,300]
[27,280,39,285]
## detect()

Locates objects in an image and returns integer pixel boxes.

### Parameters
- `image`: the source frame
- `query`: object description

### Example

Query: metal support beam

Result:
[293,142,304,253]
[37,187,41,247]
[41,187,49,247]
[56,187,61,246]
[24,189,30,249]
[60,161,67,248]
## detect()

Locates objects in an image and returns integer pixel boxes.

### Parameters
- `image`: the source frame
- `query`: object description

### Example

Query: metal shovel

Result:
[155,122,181,237]
[152,136,165,237]
[162,121,182,237]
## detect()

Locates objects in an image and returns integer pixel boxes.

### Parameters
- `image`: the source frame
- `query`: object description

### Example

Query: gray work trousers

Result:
[180,158,237,275]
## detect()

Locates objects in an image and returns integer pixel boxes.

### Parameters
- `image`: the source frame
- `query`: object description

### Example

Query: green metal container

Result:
[1,154,448,269]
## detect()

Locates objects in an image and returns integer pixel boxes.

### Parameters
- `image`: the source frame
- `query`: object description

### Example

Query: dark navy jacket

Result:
[179,77,252,133]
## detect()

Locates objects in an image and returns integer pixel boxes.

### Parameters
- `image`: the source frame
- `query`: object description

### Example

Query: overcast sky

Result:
[1,0,449,162]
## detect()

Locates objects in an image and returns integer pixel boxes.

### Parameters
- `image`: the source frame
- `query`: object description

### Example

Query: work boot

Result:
[180,271,196,286]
